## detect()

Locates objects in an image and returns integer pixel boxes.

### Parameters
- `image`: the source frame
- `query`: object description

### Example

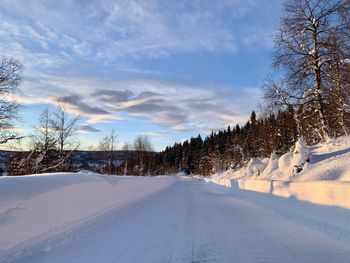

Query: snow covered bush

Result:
[291,137,310,175]
[260,151,279,178]
[245,158,267,177]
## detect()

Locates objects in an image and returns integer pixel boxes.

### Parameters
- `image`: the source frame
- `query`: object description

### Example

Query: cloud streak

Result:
[78,124,101,133]
[12,75,261,132]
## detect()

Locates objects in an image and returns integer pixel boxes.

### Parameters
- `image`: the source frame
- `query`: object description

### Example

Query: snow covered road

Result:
[2,177,350,263]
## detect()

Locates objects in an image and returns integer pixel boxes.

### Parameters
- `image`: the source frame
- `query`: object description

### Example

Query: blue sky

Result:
[0,0,282,151]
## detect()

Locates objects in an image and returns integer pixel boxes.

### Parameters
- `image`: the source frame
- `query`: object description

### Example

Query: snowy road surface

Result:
[2,177,350,263]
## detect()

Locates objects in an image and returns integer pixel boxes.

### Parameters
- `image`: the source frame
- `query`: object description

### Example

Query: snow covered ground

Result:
[213,136,350,182]
[1,176,350,263]
[0,172,175,253]
[207,136,350,209]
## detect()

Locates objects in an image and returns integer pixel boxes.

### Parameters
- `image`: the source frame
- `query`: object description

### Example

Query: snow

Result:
[290,137,310,174]
[245,157,268,177]
[260,151,279,178]
[208,136,350,209]
[1,137,350,262]
[1,178,350,262]
[213,136,350,182]
[0,172,175,253]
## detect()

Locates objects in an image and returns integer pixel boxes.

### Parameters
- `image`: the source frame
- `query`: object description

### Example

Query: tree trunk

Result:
[313,25,329,142]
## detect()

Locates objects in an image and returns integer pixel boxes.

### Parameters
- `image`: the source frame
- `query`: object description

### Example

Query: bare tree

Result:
[121,142,133,175]
[0,57,23,144]
[266,0,350,141]
[133,135,154,175]
[51,102,80,157]
[122,142,133,151]
[98,129,117,174]
[33,109,56,152]
[10,107,78,175]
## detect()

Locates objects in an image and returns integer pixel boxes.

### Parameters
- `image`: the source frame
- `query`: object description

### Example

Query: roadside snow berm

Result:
[207,136,350,209]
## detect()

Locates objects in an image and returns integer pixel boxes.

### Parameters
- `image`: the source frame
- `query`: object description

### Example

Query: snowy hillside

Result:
[212,136,350,182]
[0,172,175,252]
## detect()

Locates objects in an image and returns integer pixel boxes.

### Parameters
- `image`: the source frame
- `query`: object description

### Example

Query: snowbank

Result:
[272,180,350,208]
[207,136,350,209]
[205,177,350,209]
[0,173,175,252]
[212,136,350,182]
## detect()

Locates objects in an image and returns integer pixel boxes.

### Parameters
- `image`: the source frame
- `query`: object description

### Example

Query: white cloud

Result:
[140,131,165,137]
[11,75,260,132]
[0,0,280,63]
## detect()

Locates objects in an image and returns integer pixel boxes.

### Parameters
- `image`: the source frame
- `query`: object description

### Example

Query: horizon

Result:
[0,0,282,151]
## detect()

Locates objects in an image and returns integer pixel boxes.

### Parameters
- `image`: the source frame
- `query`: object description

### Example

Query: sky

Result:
[0,0,283,151]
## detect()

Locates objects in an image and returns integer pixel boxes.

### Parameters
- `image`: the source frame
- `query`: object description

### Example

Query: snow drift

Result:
[0,172,175,252]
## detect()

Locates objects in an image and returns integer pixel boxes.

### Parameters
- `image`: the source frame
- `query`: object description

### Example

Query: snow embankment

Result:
[208,136,350,209]
[206,177,350,209]
[0,173,175,252]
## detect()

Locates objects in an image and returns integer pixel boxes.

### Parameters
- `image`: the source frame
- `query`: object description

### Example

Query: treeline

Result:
[151,105,350,176]
[152,108,297,176]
